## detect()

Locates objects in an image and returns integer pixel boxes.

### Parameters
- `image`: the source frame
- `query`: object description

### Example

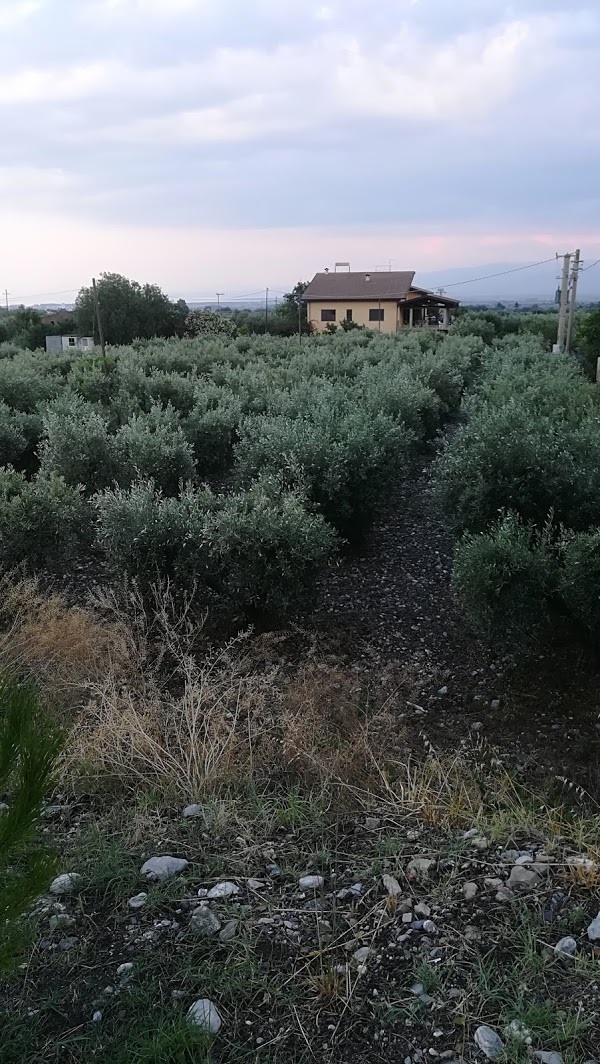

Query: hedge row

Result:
[0,331,482,621]
[435,338,600,645]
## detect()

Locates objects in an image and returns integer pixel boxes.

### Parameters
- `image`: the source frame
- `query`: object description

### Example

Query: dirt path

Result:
[313,453,600,787]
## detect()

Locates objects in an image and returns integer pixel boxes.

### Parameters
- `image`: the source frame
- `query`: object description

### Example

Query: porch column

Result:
[442,306,450,329]
[409,306,414,328]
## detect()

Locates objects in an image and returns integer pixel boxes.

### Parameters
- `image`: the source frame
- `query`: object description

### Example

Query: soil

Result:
[311,455,600,790]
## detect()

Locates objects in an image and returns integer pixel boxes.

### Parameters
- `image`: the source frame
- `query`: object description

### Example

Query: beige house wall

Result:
[306,300,401,334]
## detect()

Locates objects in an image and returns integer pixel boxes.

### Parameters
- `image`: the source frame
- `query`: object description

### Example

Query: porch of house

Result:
[400,294,459,330]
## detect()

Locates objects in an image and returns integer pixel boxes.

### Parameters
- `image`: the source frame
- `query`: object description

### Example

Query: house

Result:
[45,335,94,353]
[302,270,459,334]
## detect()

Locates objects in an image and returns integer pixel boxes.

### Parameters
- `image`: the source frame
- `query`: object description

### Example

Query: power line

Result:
[581,258,600,272]
[437,256,560,289]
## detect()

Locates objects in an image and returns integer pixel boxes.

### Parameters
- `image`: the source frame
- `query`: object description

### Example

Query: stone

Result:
[554,936,577,958]
[207,881,240,900]
[49,913,75,931]
[116,963,133,978]
[92,1011,103,1023]
[140,856,189,882]
[495,887,514,902]
[186,999,222,1035]
[474,1025,505,1060]
[515,854,535,865]
[0,802,9,813]
[438,686,448,697]
[182,804,205,819]
[533,1054,563,1064]
[246,878,264,890]
[298,875,324,890]
[49,873,82,895]
[190,907,221,938]
[219,920,238,943]
[484,877,503,890]
[507,865,543,890]
[58,936,78,951]
[382,874,402,896]
[410,982,425,996]
[470,836,489,851]
[365,817,381,830]
[352,947,373,967]
[266,863,282,878]
[422,920,438,934]
[128,893,148,910]
[463,882,478,901]
[587,911,600,941]
[504,1019,531,1043]
[402,912,413,924]
[407,857,434,877]
[414,902,431,917]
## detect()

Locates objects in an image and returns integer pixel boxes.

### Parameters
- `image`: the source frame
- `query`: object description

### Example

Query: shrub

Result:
[452,512,558,639]
[116,404,195,496]
[0,403,42,470]
[435,403,600,534]
[0,470,92,570]
[206,478,337,619]
[185,309,237,339]
[96,479,335,619]
[39,399,121,494]
[182,398,242,475]
[0,674,63,970]
[68,355,118,405]
[558,529,600,636]
[235,408,413,543]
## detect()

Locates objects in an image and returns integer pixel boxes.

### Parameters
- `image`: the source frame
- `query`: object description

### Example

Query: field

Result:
[1,319,600,1063]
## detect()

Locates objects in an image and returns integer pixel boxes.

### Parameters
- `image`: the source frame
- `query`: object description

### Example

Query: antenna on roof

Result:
[334,262,351,272]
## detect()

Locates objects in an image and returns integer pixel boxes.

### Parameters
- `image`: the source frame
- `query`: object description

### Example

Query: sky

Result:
[1,0,600,302]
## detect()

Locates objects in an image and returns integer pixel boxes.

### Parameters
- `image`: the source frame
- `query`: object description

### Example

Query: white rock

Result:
[554,936,577,957]
[471,836,489,851]
[49,913,75,931]
[246,878,264,890]
[92,1011,103,1023]
[587,911,600,941]
[190,907,222,937]
[533,1053,563,1064]
[207,881,239,900]
[507,865,543,890]
[182,804,205,819]
[474,1025,505,1060]
[128,893,148,910]
[422,920,438,934]
[414,902,431,917]
[515,853,535,865]
[407,857,434,877]
[352,947,373,965]
[116,963,133,978]
[382,874,402,896]
[219,920,238,943]
[463,882,478,901]
[298,875,324,890]
[140,856,189,882]
[186,999,222,1035]
[49,873,82,895]
[504,1019,531,1043]
[0,802,9,813]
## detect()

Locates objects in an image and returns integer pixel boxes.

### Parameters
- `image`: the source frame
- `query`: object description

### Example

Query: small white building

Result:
[45,335,95,353]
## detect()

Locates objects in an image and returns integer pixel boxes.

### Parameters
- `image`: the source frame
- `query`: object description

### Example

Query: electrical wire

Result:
[435,256,560,289]
[581,258,600,272]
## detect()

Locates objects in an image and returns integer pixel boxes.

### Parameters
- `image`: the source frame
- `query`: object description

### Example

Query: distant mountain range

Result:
[414,260,600,304]
[10,260,600,313]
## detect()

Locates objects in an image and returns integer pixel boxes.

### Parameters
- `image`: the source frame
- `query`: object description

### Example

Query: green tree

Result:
[271,281,309,336]
[184,308,237,339]
[0,674,63,969]
[579,304,600,368]
[74,274,188,346]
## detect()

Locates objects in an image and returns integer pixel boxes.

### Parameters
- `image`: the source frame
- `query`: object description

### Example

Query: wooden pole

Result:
[565,249,580,354]
[92,277,105,359]
[556,253,571,353]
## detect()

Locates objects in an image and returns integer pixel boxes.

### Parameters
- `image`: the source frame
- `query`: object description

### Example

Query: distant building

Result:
[303,269,459,334]
[45,335,94,353]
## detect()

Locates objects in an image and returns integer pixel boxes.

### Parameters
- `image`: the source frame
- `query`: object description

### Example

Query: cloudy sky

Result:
[1,0,599,301]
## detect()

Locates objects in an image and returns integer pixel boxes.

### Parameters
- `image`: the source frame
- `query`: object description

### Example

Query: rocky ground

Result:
[3,449,600,1062]
[3,797,600,1063]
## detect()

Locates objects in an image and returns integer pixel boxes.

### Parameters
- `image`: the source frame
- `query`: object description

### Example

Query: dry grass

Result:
[0,572,130,707]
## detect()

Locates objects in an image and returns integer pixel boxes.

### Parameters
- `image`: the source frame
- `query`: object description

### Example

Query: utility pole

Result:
[555,252,571,353]
[92,278,105,359]
[3,289,8,311]
[565,249,581,355]
[216,292,223,311]
[265,287,269,334]
[298,295,302,343]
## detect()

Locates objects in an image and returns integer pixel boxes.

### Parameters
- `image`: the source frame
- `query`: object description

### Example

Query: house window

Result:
[321,309,336,322]
[68,337,76,346]
[369,308,384,322]
[345,309,353,322]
